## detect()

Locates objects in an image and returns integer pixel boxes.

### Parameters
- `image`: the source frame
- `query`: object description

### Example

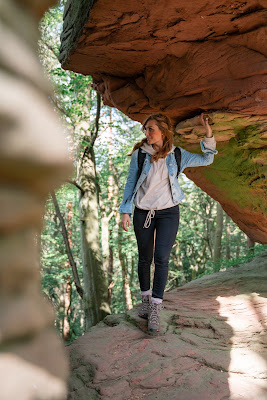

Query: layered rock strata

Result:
[59,0,267,123]
[68,252,267,400]
[59,0,267,243]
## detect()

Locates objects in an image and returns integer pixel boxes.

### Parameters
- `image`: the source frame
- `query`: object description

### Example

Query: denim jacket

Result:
[119,140,218,215]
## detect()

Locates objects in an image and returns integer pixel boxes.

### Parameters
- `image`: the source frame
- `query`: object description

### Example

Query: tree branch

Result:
[79,91,102,192]
[50,96,70,119]
[51,191,84,299]
[67,180,85,195]
[107,210,114,222]
[42,39,59,59]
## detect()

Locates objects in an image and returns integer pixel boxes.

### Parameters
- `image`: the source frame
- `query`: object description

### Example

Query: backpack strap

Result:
[137,147,181,181]
[137,148,146,180]
[174,147,181,176]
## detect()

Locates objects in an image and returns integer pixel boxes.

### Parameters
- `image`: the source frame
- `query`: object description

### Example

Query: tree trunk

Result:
[205,197,214,258]
[111,162,133,310]
[79,146,111,330]
[101,212,109,276]
[213,202,224,269]
[199,241,207,275]
[236,231,241,258]
[130,255,135,286]
[108,230,114,305]
[51,192,83,298]
[107,108,114,304]
[62,202,73,341]
[110,136,133,311]
[247,236,255,255]
[117,217,133,310]
[225,213,231,260]
[62,279,72,341]
[100,211,114,305]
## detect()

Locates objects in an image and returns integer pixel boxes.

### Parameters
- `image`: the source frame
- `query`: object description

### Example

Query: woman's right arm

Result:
[118,149,139,216]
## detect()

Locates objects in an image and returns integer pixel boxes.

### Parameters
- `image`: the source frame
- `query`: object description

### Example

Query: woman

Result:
[119,113,217,334]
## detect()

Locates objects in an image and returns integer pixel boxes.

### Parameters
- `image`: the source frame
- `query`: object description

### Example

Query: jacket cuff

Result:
[119,202,133,215]
[200,139,218,154]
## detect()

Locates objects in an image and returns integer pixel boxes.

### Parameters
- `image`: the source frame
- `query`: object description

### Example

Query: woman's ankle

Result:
[151,296,163,304]
[141,289,151,296]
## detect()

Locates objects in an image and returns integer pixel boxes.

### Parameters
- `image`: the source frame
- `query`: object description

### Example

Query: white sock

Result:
[151,297,163,304]
[141,290,151,296]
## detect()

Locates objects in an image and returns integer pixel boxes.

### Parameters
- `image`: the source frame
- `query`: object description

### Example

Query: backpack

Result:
[137,147,181,180]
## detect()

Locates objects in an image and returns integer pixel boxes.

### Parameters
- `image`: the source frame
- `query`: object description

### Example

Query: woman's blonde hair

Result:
[129,113,174,162]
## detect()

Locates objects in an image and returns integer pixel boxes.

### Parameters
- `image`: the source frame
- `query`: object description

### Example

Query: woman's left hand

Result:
[200,113,213,138]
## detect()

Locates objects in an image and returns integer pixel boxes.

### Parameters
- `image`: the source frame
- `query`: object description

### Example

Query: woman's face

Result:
[144,120,163,147]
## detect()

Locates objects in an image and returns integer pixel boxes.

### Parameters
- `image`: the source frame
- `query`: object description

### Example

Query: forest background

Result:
[39,3,267,343]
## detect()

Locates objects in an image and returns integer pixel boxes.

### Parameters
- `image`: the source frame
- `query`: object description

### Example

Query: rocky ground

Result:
[67,252,267,400]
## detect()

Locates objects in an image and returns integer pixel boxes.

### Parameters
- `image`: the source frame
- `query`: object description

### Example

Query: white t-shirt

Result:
[134,137,216,211]
[134,143,175,210]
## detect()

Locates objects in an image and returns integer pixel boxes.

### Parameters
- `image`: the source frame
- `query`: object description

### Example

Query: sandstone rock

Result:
[0,1,71,399]
[59,0,267,243]
[0,354,67,400]
[67,252,267,400]
[175,112,267,244]
[59,0,267,122]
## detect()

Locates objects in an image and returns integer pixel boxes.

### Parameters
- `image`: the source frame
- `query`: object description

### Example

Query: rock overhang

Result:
[67,253,267,399]
[59,0,267,243]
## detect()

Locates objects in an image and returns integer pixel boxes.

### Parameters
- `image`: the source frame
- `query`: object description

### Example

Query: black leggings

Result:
[133,205,180,299]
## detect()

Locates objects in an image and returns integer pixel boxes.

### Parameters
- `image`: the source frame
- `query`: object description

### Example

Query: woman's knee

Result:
[139,254,153,266]
[154,252,170,267]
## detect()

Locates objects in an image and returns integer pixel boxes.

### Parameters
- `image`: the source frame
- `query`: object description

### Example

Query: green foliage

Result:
[41,184,84,342]
[197,245,267,279]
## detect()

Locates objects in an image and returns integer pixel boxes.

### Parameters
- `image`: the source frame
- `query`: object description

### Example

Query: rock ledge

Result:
[68,252,267,400]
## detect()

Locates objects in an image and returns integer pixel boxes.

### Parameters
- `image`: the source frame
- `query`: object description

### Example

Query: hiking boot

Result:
[148,302,163,334]
[138,295,150,319]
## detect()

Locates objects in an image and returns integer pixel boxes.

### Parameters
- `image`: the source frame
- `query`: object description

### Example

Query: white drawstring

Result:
[143,209,155,228]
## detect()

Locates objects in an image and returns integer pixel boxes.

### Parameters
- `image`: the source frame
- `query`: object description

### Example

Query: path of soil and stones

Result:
[67,253,267,400]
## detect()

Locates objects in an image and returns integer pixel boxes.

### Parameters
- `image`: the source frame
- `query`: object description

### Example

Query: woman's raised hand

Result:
[200,113,213,138]
[121,213,131,231]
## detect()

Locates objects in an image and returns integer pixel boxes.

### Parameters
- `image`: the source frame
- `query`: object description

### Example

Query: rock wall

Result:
[59,0,267,122]
[59,0,267,243]
[175,112,267,243]
[67,252,267,400]
[0,1,71,399]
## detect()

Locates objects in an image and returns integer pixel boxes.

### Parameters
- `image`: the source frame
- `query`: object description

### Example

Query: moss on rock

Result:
[203,125,266,212]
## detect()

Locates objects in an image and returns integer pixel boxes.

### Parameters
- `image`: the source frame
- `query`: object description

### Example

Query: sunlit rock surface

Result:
[67,252,267,400]
[59,0,267,243]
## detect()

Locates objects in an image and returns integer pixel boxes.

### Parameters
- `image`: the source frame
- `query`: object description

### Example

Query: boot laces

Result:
[149,303,163,325]
[139,295,150,314]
